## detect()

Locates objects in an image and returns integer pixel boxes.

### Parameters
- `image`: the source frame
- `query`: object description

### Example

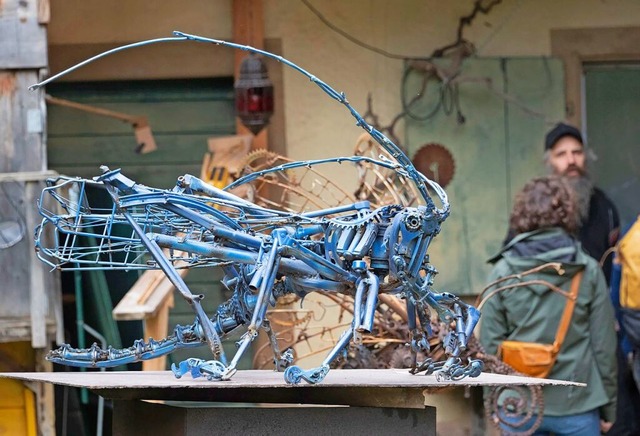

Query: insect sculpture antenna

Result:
[29,31,449,217]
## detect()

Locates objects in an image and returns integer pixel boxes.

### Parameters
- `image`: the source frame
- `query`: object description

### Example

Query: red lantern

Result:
[234,54,274,135]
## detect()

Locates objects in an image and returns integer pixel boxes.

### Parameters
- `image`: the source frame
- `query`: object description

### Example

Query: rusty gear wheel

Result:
[412,143,455,188]
[238,149,289,176]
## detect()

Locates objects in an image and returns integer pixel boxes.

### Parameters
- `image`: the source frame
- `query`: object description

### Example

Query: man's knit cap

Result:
[545,122,583,150]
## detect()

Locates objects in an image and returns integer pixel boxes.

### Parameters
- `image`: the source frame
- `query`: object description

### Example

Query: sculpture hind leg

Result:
[47,322,206,368]
[220,238,282,380]
[124,212,226,363]
[172,237,284,381]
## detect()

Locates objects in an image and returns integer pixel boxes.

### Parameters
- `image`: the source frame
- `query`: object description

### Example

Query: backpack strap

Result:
[552,271,583,353]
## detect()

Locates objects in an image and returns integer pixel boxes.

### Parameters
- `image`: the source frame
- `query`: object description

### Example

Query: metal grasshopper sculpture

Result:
[31,31,482,384]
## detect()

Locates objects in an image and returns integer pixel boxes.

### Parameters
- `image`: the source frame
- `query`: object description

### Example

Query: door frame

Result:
[551,26,640,128]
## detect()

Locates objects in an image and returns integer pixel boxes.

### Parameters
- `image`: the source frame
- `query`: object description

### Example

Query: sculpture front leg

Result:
[404,295,431,373]
[436,301,483,380]
[171,358,227,381]
[414,290,484,380]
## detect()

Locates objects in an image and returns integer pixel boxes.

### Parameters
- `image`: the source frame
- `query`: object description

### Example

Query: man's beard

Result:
[566,175,593,226]
[546,161,593,226]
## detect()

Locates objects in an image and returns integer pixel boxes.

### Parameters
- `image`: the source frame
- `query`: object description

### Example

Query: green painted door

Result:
[405,58,565,296]
[46,79,244,368]
[47,78,235,185]
[584,64,640,230]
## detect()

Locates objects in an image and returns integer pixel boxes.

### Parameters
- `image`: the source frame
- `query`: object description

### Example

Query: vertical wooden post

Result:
[34,349,55,436]
[233,0,276,367]
[1,2,56,434]
[233,0,268,151]
[26,182,47,349]
[141,293,175,372]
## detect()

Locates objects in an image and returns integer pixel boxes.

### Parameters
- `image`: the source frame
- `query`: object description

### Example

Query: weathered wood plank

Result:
[1,71,46,173]
[47,100,234,136]
[0,0,47,68]
[26,182,46,348]
[0,180,33,319]
[32,348,55,436]
[1,5,58,434]
[47,135,220,167]
[113,268,188,321]
[0,319,58,344]
[0,173,63,344]
[0,170,57,182]
[0,368,585,391]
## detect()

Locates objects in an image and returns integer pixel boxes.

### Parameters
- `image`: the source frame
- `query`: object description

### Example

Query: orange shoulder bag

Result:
[498,271,583,378]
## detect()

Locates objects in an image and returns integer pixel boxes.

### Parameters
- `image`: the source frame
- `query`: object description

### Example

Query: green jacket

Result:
[480,228,617,422]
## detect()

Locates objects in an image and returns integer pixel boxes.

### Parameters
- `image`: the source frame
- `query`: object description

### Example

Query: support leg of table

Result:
[112,400,436,436]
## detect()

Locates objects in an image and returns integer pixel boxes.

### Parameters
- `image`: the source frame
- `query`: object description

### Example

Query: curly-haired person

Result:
[481,175,617,435]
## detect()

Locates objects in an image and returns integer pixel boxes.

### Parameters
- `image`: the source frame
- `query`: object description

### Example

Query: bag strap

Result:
[552,270,584,353]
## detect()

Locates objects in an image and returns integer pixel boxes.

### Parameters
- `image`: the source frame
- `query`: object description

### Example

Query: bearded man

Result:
[544,122,630,436]
[543,122,620,282]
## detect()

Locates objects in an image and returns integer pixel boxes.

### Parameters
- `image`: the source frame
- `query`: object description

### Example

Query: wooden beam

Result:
[551,26,640,127]
[0,171,57,182]
[112,268,188,322]
[26,183,47,348]
[112,267,185,372]
[141,294,174,371]
[232,0,268,151]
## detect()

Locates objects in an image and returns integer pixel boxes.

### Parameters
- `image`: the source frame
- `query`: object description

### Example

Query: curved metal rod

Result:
[227,155,409,190]
[29,31,449,216]
[474,262,564,307]
[29,37,188,90]
[477,279,576,312]
[173,31,448,216]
